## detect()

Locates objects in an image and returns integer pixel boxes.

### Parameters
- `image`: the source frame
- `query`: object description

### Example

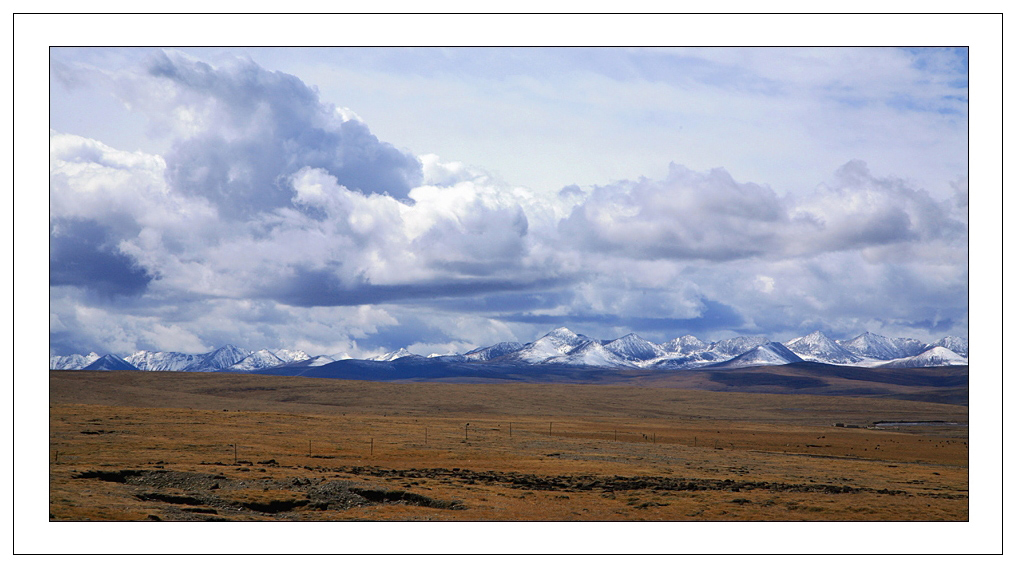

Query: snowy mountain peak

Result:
[930,336,968,358]
[708,335,770,358]
[126,349,204,371]
[51,328,968,372]
[786,331,861,364]
[504,328,593,364]
[50,352,100,370]
[544,327,581,341]
[710,342,803,369]
[879,346,967,368]
[795,330,832,343]
[604,333,665,361]
[273,349,311,363]
[547,339,633,367]
[841,332,928,360]
[661,335,708,355]
[535,327,591,349]
[368,348,414,362]
[227,349,285,371]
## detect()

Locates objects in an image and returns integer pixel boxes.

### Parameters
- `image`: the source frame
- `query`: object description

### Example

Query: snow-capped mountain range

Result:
[52,345,314,373]
[52,328,967,373]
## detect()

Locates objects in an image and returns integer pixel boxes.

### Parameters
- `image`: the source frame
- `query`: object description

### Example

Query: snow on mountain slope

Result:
[50,352,100,370]
[54,328,969,373]
[892,337,931,358]
[546,340,633,367]
[659,335,708,355]
[274,354,336,368]
[506,327,593,364]
[368,348,414,361]
[841,332,928,360]
[603,333,666,362]
[126,350,204,371]
[651,351,725,370]
[840,332,898,359]
[709,342,804,369]
[226,349,286,371]
[786,331,862,364]
[273,349,311,363]
[185,345,250,372]
[707,335,770,359]
[878,346,968,368]
[463,341,524,362]
[930,336,968,358]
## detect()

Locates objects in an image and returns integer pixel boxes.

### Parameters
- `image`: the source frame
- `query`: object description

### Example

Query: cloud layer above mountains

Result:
[49,49,969,358]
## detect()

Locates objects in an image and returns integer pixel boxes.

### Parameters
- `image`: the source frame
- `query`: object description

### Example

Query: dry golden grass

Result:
[49,371,967,521]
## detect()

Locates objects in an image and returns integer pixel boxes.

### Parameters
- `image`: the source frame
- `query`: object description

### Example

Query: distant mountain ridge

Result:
[52,328,967,374]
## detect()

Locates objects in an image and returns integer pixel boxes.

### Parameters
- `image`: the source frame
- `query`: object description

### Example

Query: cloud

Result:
[50,218,154,298]
[559,160,965,264]
[49,127,968,352]
[47,49,968,355]
[560,163,794,261]
[786,159,966,256]
[264,266,559,309]
[49,131,176,226]
[124,51,423,218]
[497,298,746,337]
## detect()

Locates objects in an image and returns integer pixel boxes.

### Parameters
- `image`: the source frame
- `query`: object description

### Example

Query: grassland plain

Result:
[49,370,968,521]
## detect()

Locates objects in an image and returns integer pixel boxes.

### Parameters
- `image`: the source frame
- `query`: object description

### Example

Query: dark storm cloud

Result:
[353,316,455,353]
[49,329,83,358]
[50,218,154,297]
[147,51,422,218]
[497,299,745,337]
[425,288,577,313]
[899,318,956,334]
[268,266,566,308]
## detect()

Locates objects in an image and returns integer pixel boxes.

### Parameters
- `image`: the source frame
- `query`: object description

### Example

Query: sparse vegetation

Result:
[50,370,967,521]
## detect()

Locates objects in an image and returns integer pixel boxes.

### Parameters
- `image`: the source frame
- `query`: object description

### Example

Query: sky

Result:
[48,46,970,358]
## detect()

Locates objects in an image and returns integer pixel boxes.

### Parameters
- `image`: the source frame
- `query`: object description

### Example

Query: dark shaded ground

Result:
[254,360,969,405]
[320,465,911,496]
[71,468,464,520]
[70,464,935,522]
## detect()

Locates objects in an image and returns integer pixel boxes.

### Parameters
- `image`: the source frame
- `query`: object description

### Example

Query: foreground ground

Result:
[49,371,968,521]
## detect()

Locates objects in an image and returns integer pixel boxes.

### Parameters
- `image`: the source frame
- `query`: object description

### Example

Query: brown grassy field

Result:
[49,370,968,521]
